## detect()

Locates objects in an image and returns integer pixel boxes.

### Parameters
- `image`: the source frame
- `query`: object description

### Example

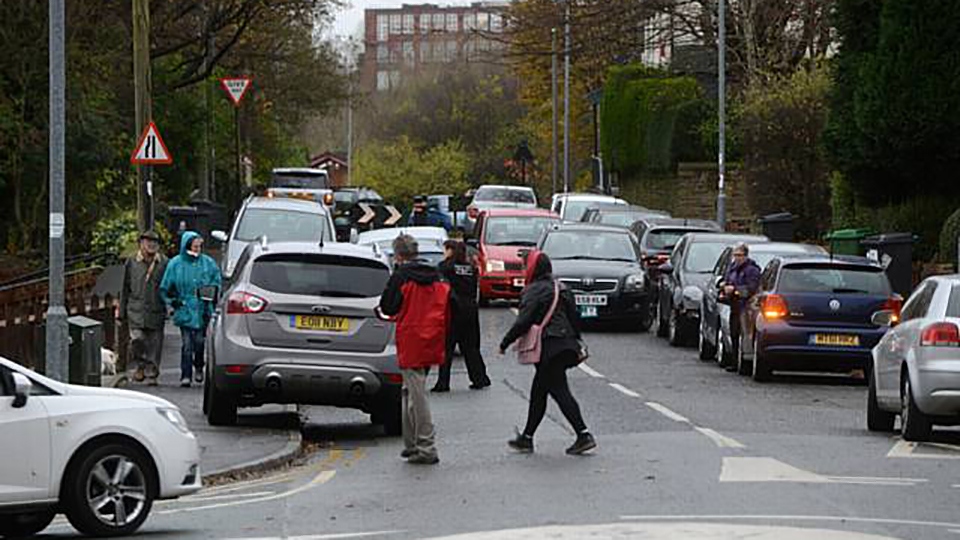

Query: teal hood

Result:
[180,231,202,257]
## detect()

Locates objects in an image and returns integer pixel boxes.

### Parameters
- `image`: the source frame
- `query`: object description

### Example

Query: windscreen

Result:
[235,209,327,243]
[598,213,640,227]
[644,229,689,251]
[685,242,728,273]
[251,254,389,298]
[484,217,559,246]
[474,188,536,205]
[271,172,328,189]
[778,264,891,295]
[542,231,637,262]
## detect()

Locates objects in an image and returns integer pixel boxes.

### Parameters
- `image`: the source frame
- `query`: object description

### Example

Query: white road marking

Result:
[887,438,960,460]
[510,307,519,315]
[645,401,691,423]
[620,514,960,531]
[158,470,336,515]
[609,382,641,398]
[949,529,960,535]
[422,523,899,540]
[224,532,403,540]
[577,363,606,379]
[694,427,746,449]
[719,457,927,486]
[176,491,275,503]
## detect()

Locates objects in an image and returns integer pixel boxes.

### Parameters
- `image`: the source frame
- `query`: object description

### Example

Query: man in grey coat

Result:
[120,230,168,385]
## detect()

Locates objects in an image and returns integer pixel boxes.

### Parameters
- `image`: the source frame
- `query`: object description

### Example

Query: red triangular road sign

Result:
[130,122,172,165]
[220,77,252,106]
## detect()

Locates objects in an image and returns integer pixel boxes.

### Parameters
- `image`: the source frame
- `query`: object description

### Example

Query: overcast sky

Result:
[327,0,479,39]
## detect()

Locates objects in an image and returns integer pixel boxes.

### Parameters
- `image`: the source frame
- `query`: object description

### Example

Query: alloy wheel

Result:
[86,454,148,528]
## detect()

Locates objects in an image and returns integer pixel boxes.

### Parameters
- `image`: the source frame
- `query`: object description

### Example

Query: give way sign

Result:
[220,77,252,106]
[130,122,172,165]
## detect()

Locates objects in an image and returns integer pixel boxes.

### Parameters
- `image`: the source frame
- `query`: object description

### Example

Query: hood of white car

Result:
[62,384,177,409]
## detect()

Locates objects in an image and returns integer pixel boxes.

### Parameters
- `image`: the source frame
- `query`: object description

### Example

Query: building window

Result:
[464,39,477,61]
[377,15,389,42]
[403,14,415,35]
[419,14,430,34]
[389,14,402,35]
[490,13,503,33]
[433,13,445,32]
[463,13,477,32]
[389,70,401,89]
[403,41,415,66]
[445,39,458,61]
[420,42,430,62]
[377,44,389,64]
[477,12,489,32]
[389,44,401,64]
[446,13,458,33]
[377,71,390,91]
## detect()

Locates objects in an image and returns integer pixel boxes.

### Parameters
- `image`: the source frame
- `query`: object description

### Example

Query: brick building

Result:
[359,2,509,93]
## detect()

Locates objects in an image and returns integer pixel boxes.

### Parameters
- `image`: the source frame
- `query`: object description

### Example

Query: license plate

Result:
[513,278,525,288]
[576,294,608,306]
[812,334,859,347]
[580,306,598,318]
[292,315,349,332]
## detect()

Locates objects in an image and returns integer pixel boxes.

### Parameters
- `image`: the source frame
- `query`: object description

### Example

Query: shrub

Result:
[939,208,960,265]
[91,211,172,260]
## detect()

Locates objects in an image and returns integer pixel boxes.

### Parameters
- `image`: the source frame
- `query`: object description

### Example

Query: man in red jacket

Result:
[379,234,451,465]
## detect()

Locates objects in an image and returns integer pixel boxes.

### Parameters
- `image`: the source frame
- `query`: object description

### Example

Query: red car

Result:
[468,208,561,306]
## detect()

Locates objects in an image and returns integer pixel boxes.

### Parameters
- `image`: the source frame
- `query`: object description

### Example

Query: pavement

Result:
[42,308,960,540]
[129,324,303,479]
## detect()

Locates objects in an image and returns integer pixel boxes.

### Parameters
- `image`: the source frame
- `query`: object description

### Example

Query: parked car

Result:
[581,205,671,228]
[267,167,334,205]
[204,241,402,434]
[657,232,768,346]
[537,223,648,329]
[465,185,539,234]
[0,357,201,538]
[869,274,960,441]
[357,226,448,267]
[212,196,335,280]
[738,255,900,382]
[699,242,828,368]
[550,193,627,222]
[470,208,560,306]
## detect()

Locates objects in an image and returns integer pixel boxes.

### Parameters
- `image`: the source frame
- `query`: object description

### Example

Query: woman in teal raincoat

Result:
[160,231,221,387]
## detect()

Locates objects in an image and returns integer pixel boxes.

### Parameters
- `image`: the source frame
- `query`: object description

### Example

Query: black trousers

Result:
[729,302,742,361]
[523,350,588,437]
[436,307,490,388]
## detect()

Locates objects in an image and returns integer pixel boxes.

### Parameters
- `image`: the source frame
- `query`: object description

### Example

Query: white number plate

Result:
[576,294,608,306]
[580,306,598,318]
[513,278,525,288]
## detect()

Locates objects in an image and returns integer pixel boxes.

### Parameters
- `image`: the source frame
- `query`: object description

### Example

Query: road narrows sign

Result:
[131,122,172,165]
[220,77,252,107]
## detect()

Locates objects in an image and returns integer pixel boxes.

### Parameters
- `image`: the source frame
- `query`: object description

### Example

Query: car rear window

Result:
[474,188,536,204]
[251,254,389,298]
[271,172,328,189]
[645,229,689,251]
[947,285,960,318]
[484,216,558,246]
[778,264,890,295]
[235,209,328,243]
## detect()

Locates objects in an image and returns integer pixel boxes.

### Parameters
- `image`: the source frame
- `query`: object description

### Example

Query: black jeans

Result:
[523,350,587,437]
[436,308,490,388]
[729,302,742,361]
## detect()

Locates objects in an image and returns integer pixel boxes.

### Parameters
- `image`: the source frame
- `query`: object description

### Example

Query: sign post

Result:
[131,121,173,228]
[220,77,252,207]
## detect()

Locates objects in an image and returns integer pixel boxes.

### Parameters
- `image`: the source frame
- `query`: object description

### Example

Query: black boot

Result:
[566,432,597,456]
[508,429,534,454]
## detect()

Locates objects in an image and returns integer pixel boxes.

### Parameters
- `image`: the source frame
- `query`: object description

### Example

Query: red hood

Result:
[481,244,526,264]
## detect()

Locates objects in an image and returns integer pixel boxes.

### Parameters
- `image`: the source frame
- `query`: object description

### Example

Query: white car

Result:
[357,226,449,267]
[0,358,202,538]
[550,193,628,222]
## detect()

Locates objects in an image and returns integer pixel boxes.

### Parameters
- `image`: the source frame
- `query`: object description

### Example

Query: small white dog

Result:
[100,348,118,376]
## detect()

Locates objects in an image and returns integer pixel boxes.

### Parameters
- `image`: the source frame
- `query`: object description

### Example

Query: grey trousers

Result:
[402,368,437,459]
[130,327,164,377]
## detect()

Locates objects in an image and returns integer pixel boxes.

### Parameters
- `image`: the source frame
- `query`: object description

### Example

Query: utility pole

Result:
[551,27,559,197]
[200,1,215,201]
[46,0,68,381]
[133,0,153,231]
[563,0,571,194]
[717,0,727,229]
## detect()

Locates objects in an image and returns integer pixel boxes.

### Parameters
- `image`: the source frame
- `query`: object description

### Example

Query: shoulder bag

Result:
[514,280,560,365]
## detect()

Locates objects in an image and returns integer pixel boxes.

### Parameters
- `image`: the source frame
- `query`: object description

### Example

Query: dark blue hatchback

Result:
[739,256,901,382]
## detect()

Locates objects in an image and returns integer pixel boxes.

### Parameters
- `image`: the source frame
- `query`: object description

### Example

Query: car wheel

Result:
[736,334,751,376]
[0,509,56,538]
[478,295,491,308]
[698,312,717,361]
[206,378,238,427]
[380,401,402,437]
[901,376,932,441]
[637,300,652,333]
[655,300,669,338]
[867,371,896,432]
[63,443,156,538]
[668,308,685,347]
[751,335,772,382]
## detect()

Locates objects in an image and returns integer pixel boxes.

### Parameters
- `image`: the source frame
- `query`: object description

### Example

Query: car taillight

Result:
[920,322,960,347]
[468,206,479,219]
[882,296,903,325]
[385,373,403,384]
[761,294,789,320]
[224,365,248,375]
[323,193,335,206]
[227,292,268,315]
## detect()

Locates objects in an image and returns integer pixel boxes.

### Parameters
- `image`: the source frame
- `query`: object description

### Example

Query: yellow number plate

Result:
[292,315,349,332]
[812,334,859,347]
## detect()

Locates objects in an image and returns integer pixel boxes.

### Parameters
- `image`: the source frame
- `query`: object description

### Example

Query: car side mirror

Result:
[871,310,898,328]
[11,373,32,409]
[713,275,724,288]
[659,262,674,275]
[211,230,228,243]
[349,228,360,244]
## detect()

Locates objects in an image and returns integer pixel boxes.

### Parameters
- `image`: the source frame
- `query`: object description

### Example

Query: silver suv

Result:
[203,240,401,434]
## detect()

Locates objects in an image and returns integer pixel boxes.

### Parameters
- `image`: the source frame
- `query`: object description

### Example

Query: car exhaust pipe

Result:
[265,372,282,393]
[349,378,366,398]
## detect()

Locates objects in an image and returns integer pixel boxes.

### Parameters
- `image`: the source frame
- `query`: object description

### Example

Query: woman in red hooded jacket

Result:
[499,251,596,456]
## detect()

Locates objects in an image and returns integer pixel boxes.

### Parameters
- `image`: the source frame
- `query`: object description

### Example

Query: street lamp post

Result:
[47,0,68,381]
[551,27,559,196]
[563,0,571,194]
[716,0,727,230]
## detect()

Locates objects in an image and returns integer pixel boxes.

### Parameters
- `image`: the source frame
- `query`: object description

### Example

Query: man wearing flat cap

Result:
[120,230,168,385]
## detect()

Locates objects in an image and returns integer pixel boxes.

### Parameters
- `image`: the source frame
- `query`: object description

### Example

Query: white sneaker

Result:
[180,377,191,388]
[194,371,204,384]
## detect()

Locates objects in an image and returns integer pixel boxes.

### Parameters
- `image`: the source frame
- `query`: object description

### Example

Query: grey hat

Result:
[139,230,161,242]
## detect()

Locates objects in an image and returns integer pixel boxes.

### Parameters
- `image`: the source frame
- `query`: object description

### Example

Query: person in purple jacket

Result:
[721,243,762,370]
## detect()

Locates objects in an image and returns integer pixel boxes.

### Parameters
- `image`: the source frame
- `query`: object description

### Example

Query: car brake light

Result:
[385,373,403,384]
[224,365,248,375]
[468,206,479,219]
[882,296,903,324]
[761,294,789,320]
[227,292,268,315]
[323,193,335,206]
[920,322,960,347]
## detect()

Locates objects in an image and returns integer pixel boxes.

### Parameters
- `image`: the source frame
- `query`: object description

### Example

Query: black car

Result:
[698,242,827,368]
[581,205,671,228]
[657,232,768,346]
[537,223,649,330]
